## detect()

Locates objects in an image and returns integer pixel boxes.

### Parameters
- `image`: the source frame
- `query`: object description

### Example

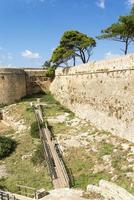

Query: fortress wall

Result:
[0,69,26,105]
[50,54,134,142]
[0,68,51,105]
[24,69,51,95]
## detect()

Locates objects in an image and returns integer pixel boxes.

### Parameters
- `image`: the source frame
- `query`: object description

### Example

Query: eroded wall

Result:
[50,54,134,142]
[0,68,51,105]
[0,69,26,105]
[24,69,51,95]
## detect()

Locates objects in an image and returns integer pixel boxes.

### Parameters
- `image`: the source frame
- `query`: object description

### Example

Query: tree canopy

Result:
[97,5,134,55]
[51,30,96,66]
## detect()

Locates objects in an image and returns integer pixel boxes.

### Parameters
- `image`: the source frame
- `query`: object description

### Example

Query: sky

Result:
[0,0,134,68]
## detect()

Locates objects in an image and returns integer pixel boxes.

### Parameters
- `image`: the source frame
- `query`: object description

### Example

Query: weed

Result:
[98,142,114,157]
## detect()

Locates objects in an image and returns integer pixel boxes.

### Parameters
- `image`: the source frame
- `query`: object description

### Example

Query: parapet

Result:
[55,53,134,76]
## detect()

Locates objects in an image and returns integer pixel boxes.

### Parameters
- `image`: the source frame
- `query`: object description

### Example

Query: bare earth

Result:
[0,121,10,134]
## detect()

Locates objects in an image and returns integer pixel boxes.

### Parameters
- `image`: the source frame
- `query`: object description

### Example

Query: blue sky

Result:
[0,0,134,68]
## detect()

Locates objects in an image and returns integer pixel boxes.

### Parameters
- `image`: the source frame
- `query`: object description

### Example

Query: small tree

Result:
[51,45,74,66]
[97,5,134,55]
[0,136,17,159]
[42,60,51,68]
[51,30,96,66]
[42,60,57,79]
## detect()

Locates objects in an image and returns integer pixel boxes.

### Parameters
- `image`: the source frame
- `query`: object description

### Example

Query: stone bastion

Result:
[50,54,134,142]
[0,68,26,105]
[0,68,50,105]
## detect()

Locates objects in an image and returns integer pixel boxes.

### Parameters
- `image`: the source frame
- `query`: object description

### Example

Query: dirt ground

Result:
[0,121,11,135]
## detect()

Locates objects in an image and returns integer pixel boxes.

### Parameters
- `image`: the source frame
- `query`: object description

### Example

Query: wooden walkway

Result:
[34,104,70,189]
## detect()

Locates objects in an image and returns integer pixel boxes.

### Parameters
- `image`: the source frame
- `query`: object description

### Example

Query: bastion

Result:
[0,68,26,105]
[0,68,50,105]
[50,54,134,142]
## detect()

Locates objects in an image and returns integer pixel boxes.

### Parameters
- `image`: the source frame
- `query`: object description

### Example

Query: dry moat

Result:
[0,93,134,200]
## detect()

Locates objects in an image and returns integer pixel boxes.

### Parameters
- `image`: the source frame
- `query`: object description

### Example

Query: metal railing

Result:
[16,185,36,198]
[0,190,19,200]
[33,103,71,188]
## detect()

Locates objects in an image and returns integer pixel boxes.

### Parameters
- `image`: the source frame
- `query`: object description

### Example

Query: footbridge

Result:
[33,103,70,189]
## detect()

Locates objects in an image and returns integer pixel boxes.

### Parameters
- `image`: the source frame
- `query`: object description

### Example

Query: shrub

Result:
[0,136,17,159]
[31,144,45,165]
[30,121,40,138]
[46,67,55,79]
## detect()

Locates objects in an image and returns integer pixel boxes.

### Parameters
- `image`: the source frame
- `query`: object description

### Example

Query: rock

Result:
[99,180,134,200]
[41,188,85,200]
[127,157,134,163]
[131,147,134,153]
[102,155,111,162]
[21,153,33,160]
[87,184,101,193]
[126,172,134,182]
[111,175,118,181]
[93,164,105,173]
[87,180,134,200]
[0,165,7,178]
[121,143,130,151]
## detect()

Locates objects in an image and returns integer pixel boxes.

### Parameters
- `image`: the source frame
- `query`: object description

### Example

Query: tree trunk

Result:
[80,50,86,63]
[73,56,76,66]
[124,38,129,55]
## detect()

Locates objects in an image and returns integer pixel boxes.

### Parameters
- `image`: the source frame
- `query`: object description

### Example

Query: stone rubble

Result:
[87,180,134,200]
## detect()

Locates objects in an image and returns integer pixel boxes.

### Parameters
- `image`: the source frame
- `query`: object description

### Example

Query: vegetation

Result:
[1,93,134,195]
[0,136,17,159]
[31,144,45,165]
[42,60,57,79]
[46,66,55,79]
[98,142,114,157]
[0,99,52,192]
[51,30,96,66]
[97,5,134,54]
[30,121,40,138]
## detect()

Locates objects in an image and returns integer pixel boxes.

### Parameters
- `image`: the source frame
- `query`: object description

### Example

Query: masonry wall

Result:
[50,54,134,142]
[0,69,26,105]
[0,68,51,105]
[24,69,51,95]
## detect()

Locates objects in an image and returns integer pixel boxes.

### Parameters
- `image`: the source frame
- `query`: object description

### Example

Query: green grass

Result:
[1,92,134,195]
[31,143,45,165]
[65,147,94,189]
[116,174,134,195]
[88,171,111,185]
[30,121,40,138]
[51,122,72,135]
[0,94,55,193]
[98,142,114,157]
[0,133,52,193]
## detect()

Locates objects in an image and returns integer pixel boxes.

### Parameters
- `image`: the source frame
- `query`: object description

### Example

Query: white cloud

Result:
[105,51,119,59]
[97,0,105,9]
[127,0,134,5]
[21,49,40,59]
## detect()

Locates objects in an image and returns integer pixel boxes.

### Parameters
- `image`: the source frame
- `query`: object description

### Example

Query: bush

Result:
[0,136,17,159]
[32,144,45,165]
[30,121,40,138]
[46,67,55,79]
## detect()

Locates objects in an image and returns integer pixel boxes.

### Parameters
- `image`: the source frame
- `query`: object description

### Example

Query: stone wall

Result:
[24,69,51,95]
[50,54,134,142]
[0,68,51,105]
[0,68,26,105]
